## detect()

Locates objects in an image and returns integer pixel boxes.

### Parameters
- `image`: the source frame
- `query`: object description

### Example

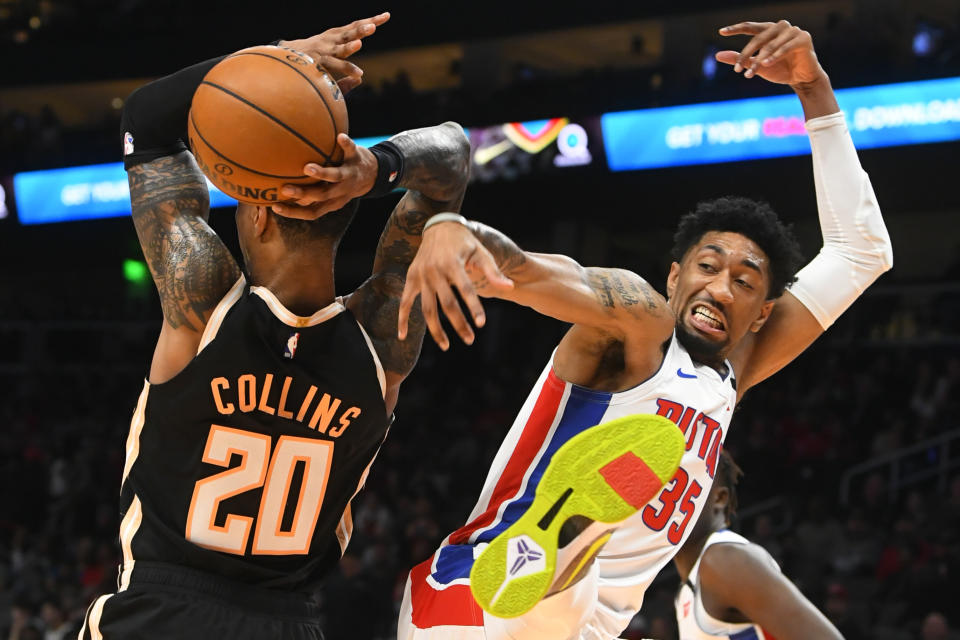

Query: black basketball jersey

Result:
[116,277,388,592]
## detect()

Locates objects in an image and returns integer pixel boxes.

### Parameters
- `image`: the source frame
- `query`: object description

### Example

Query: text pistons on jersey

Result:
[655,398,724,478]
[210,374,361,438]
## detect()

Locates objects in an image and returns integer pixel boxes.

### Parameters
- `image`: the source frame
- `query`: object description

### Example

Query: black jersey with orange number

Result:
[116,277,388,591]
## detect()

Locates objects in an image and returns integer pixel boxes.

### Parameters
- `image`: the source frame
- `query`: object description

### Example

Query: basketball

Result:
[187,45,348,205]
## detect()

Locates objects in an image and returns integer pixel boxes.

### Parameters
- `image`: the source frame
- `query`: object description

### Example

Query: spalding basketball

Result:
[187,45,348,205]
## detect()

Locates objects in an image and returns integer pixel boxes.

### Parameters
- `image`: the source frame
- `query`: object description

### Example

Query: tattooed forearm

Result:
[373,202,431,275]
[353,122,469,379]
[390,122,471,207]
[585,268,663,316]
[353,273,426,376]
[129,152,240,331]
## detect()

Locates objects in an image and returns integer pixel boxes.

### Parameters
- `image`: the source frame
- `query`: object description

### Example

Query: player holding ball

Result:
[80,13,476,640]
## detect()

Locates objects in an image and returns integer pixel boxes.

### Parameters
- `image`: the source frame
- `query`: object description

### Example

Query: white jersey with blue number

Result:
[430,333,737,637]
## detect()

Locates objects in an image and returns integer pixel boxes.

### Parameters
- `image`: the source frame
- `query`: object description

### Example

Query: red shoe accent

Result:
[599,452,661,509]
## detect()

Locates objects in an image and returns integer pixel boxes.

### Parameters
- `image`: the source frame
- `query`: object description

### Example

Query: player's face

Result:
[667,231,775,365]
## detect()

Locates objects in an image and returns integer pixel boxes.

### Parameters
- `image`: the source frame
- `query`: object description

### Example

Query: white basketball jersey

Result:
[444,333,738,637]
[676,530,778,640]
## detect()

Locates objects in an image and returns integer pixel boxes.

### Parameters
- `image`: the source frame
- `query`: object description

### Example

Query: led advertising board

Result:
[14,135,391,225]
[601,76,960,171]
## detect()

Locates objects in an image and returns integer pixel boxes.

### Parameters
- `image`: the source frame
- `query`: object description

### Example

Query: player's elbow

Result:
[440,121,471,192]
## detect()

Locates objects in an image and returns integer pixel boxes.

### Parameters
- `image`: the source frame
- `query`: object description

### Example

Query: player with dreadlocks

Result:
[673,450,845,640]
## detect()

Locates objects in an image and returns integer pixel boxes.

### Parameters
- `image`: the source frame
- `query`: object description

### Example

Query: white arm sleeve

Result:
[789,111,893,329]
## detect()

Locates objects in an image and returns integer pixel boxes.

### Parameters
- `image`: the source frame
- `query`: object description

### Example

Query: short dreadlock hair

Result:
[671,196,804,299]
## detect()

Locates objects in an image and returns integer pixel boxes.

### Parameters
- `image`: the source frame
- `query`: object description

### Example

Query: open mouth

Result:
[689,303,726,335]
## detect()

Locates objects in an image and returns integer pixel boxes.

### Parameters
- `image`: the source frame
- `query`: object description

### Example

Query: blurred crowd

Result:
[0,277,958,639]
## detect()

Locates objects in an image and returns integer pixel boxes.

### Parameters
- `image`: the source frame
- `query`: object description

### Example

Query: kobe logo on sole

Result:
[506,535,545,578]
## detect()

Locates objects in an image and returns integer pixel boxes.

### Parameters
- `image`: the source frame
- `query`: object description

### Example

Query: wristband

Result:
[363,141,405,198]
[423,213,468,232]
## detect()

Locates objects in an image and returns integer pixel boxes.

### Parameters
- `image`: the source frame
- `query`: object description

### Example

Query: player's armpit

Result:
[728,290,823,398]
[699,543,843,640]
[129,151,241,382]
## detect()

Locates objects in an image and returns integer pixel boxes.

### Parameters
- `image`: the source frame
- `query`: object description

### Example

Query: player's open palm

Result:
[398,222,513,351]
[717,20,825,87]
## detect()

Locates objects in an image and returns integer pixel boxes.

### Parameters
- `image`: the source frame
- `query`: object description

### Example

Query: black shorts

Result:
[79,562,324,640]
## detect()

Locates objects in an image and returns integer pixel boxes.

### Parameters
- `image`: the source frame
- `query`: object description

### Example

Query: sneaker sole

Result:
[469,413,684,618]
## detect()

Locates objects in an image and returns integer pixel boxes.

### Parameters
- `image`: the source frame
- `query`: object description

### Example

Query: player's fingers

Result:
[337,133,359,158]
[336,75,363,94]
[718,21,774,36]
[762,29,811,66]
[472,247,515,291]
[397,277,419,340]
[451,272,486,329]
[303,164,344,182]
[319,55,362,80]
[748,23,799,76]
[333,22,373,44]
[429,274,474,345]
[734,22,785,73]
[281,183,334,206]
[733,25,777,73]
[715,50,740,66]
[270,203,323,220]
[370,12,390,26]
[419,285,450,351]
[330,39,363,59]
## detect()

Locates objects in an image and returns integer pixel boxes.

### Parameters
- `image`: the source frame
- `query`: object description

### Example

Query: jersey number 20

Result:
[185,424,333,555]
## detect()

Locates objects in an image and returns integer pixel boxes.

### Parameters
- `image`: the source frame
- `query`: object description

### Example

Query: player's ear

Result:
[749,299,775,333]
[253,206,270,238]
[713,486,730,512]
[666,262,681,298]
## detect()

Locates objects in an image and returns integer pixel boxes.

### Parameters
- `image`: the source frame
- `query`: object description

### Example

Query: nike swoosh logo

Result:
[676,368,697,379]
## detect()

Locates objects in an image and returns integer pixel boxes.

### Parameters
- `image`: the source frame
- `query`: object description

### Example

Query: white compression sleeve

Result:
[789,111,893,329]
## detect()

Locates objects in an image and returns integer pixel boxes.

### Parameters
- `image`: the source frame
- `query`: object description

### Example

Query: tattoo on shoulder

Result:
[129,153,240,332]
[586,269,662,316]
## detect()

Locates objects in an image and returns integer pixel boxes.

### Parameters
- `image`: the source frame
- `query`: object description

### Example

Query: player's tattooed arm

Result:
[129,151,241,333]
[582,268,663,315]
[399,219,673,352]
[347,122,470,407]
[466,221,663,320]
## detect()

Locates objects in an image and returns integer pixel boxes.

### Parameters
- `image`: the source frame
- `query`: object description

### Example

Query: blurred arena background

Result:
[2,0,960,638]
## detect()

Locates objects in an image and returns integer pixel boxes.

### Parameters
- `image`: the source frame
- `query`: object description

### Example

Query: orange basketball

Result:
[187,45,348,205]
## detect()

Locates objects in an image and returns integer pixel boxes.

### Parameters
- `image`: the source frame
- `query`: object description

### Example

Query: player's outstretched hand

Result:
[398,221,514,351]
[717,20,825,87]
[274,134,376,217]
[280,12,390,94]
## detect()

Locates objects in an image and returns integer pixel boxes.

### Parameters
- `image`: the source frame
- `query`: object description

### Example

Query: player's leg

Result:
[469,414,684,619]
[402,414,684,639]
[399,554,487,639]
